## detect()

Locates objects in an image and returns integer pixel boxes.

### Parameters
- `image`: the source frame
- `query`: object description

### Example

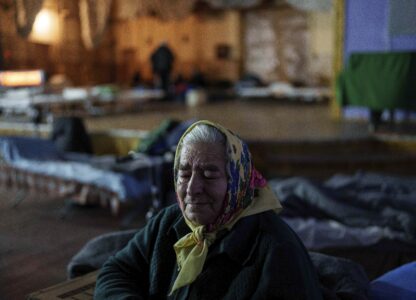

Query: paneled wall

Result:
[243,5,334,85]
[1,2,334,87]
[307,8,334,86]
[113,10,242,84]
[113,5,333,86]
[0,4,52,72]
[0,0,116,86]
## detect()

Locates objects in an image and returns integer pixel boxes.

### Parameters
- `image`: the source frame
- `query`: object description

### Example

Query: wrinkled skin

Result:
[177,142,227,226]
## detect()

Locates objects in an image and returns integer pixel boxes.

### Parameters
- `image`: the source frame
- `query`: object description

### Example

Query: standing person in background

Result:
[151,42,175,100]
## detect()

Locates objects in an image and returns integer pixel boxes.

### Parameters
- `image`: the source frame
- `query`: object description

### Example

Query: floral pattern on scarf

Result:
[174,120,267,232]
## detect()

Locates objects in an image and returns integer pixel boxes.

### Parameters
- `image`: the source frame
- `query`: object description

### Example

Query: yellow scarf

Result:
[171,187,281,294]
[170,120,282,294]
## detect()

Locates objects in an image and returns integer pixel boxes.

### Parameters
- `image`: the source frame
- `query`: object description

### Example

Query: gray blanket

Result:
[270,172,416,248]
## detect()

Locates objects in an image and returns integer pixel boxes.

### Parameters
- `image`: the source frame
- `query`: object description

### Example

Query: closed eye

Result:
[178,171,191,179]
[203,170,221,179]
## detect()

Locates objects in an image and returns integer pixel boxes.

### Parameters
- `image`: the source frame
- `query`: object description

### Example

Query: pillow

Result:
[370,262,416,300]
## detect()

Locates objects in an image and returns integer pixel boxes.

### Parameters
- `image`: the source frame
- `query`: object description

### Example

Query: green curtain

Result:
[336,52,416,110]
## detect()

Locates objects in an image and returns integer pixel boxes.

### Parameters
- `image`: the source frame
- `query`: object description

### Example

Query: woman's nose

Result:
[187,173,203,196]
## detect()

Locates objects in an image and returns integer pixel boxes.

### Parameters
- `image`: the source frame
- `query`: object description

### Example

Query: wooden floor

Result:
[0,187,146,299]
[0,99,412,299]
[84,99,371,141]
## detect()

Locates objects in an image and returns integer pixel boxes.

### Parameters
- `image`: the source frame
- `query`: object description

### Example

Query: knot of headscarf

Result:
[170,221,216,294]
[170,120,282,294]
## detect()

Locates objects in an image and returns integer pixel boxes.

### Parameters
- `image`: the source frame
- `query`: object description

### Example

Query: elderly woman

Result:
[94,120,323,299]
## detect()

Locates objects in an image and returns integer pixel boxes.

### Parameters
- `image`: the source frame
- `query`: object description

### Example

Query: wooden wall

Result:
[307,8,334,86]
[0,1,334,87]
[243,5,334,85]
[0,4,52,73]
[114,5,334,86]
[0,0,116,86]
[113,10,242,84]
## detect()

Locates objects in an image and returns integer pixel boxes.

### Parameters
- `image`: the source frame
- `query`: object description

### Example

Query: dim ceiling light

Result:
[30,8,60,44]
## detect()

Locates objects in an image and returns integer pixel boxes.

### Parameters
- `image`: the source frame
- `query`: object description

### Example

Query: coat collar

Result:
[169,210,261,267]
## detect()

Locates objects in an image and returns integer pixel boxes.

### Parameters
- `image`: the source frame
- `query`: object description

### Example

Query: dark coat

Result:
[151,45,174,74]
[94,205,323,300]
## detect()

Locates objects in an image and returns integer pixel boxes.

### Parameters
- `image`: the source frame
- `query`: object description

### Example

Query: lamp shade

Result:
[29,8,60,44]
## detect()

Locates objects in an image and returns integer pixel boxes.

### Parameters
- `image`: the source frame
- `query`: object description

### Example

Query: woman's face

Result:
[177,142,228,226]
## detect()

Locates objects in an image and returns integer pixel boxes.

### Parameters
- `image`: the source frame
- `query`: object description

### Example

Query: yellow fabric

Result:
[170,120,282,294]
[170,222,215,294]
[90,132,140,155]
[171,186,281,294]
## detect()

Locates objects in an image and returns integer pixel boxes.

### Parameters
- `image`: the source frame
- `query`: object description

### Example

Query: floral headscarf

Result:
[170,120,282,294]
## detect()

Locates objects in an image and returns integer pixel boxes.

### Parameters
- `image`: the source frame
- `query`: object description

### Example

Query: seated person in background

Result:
[131,71,143,88]
[173,74,188,103]
[94,120,323,299]
[189,68,206,88]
